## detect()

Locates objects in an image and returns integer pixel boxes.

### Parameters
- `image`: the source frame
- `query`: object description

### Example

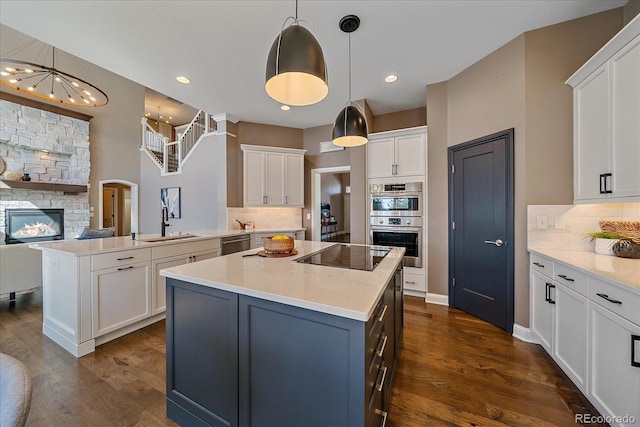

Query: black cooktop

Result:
[295,244,390,271]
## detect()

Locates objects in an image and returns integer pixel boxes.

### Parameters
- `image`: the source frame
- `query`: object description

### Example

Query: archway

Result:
[98,179,139,235]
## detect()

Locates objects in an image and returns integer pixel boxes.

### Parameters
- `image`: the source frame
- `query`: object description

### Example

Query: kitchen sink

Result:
[137,233,198,242]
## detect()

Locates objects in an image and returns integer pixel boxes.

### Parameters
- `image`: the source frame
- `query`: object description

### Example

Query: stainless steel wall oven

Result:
[369,182,423,268]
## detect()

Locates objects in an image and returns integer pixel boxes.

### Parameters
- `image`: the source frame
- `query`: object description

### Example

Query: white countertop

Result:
[529,247,640,293]
[160,240,405,322]
[28,227,305,256]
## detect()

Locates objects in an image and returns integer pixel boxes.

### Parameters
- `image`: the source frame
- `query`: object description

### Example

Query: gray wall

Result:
[139,133,226,234]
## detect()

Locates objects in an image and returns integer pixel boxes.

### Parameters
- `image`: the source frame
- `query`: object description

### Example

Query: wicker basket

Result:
[599,220,640,244]
[263,236,295,253]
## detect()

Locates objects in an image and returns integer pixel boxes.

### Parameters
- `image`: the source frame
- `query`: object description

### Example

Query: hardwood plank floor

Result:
[0,291,602,426]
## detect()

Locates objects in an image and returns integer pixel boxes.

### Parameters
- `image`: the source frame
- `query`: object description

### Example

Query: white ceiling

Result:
[0,0,627,129]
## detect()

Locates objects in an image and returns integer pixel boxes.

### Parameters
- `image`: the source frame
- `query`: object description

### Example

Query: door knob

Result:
[483,239,505,247]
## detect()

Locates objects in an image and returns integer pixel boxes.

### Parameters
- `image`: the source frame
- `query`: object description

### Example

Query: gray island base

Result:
[162,241,404,427]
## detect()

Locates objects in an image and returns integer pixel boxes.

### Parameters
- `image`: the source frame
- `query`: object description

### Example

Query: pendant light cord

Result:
[348,32,352,105]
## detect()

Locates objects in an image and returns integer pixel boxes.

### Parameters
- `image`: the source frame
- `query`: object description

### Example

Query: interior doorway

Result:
[98,179,139,236]
[310,166,351,242]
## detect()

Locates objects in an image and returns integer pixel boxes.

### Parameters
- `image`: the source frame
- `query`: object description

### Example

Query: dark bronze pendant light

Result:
[265,0,328,106]
[332,15,368,147]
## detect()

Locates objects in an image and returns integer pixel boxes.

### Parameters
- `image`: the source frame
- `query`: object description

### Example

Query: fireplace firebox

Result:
[4,209,65,244]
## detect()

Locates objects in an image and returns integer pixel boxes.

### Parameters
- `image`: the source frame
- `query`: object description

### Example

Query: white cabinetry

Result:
[241,144,306,207]
[529,251,640,425]
[367,127,426,178]
[566,16,640,203]
[151,239,220,314]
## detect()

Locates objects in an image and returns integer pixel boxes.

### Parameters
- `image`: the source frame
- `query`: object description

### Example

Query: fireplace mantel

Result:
[0,180,87,195]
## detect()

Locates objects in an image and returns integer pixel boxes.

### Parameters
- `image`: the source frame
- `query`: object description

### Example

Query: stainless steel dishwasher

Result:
[220,234,252,255]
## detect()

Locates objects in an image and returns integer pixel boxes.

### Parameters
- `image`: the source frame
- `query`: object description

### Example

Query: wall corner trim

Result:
[512,324,538,343]
[426,293,449,306]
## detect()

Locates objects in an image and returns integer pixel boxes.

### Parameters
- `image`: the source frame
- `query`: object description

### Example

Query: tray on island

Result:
[257,249,298,258]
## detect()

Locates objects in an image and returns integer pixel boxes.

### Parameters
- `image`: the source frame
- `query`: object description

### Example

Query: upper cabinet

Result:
[566,15,640,203]
[241,144,306,207]
[367,126,427,178]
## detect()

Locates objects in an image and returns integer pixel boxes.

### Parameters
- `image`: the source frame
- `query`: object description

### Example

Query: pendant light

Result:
[265,0,328,106]
[332,15,368,147]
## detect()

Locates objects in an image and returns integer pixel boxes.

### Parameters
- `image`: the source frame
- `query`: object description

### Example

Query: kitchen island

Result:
[28,227,304,357]
[160,240,404,427]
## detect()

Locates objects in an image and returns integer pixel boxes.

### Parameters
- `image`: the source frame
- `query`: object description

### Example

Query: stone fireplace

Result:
[0,99,90,244]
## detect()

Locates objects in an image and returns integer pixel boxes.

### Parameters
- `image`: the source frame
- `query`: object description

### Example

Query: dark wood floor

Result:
[0,291,602,426]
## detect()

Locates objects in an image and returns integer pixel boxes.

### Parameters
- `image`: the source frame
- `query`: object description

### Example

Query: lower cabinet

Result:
[166,264,402,427]
[531,269,554,353]
[91,262,152,337]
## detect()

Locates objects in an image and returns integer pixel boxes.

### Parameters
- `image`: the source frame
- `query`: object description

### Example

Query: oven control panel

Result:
[370,216,422,227]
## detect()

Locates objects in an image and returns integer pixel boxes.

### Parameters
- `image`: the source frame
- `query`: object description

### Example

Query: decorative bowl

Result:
[263,235,295,253]
[612,239,640,259]
[2,170,23,181]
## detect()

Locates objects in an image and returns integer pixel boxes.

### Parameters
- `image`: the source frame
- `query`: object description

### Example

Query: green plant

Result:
[586,231,624,241]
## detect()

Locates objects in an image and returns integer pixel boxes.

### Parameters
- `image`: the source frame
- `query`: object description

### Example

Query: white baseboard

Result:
[404,289,425,298]
[512,323,539,343]
[426,293,448,306]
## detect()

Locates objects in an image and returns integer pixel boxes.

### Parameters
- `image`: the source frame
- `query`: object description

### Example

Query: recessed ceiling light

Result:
[281,105,291,111]
[176,76,190,84]
[385,74,398,83]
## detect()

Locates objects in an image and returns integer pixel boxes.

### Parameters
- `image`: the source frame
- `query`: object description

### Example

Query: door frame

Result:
[98,179,139,233]
[447,128,514,331]
[310,166,350,241]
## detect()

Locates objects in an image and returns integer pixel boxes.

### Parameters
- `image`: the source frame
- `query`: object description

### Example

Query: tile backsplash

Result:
[227,207,302,230]
[527,203,640,250]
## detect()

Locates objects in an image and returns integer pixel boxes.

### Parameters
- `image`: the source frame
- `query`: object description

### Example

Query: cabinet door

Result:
[574,64,610,201]
[284,154,304,206]
[244,151,265,206]
[553,284,588,393]
[191,249,219,262]
[152,255,188,315]
[611,35,640,199]
[531,270,554,353]
[92,262,151,336]
[395,133,426,177]
[264,152,285,206]
[368,137,395,178]
[589,302,640,426]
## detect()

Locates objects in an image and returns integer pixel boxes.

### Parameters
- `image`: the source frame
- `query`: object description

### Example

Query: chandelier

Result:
[0,42,108,107]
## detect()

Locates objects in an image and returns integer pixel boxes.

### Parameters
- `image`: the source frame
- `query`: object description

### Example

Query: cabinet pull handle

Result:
[533,262,545,268]
[377,304,388,322]
[375,333,388,357]
[548,283,556,304]
[557,274,574,282]
[405,281,415,285]
[632,335,640,368]
[545,282,551,302]
[599,173,613,194]
[285,195,288,204]
[596,293,622,305]
[375,365,388,392]
[374,409,388,427]
[117,256,134,261]
[117,266,134,271]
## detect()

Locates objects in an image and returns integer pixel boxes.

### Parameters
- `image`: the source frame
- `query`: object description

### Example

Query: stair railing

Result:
[140,117,167,169]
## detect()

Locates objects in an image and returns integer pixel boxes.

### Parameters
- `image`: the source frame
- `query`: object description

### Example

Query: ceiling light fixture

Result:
[281,105,291,111]
[265,0,328,106]
[332,15,368,148]
[176,76,190,84]
[0,43,108,107]
[385,74,398,83]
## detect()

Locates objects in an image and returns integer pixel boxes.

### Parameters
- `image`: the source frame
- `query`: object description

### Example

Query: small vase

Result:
[594,238,618,256]
[21,173,31,182]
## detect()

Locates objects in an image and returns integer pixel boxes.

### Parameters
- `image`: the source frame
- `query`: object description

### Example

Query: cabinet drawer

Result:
[151,238,220,259]
[589,277,640,325]
[554,263,587,296]
[92,248,151,271]
[530,254,553,279]
[403,272,425,292]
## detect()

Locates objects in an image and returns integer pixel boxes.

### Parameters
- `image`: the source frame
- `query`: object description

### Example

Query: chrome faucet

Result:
[161,206,170,237]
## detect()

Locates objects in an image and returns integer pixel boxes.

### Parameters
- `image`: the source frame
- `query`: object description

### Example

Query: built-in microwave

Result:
[370,182,422,217]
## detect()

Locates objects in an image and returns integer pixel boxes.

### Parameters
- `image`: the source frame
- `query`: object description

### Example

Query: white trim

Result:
[43,323,95,357]
[310,166,350,241]
[369,125,427,138]
[404,289,425,298]
[512,324,539,343]
[213,113,238,123]
[98,179,139,233]
[426,293,448,306]
[240,144,307,155]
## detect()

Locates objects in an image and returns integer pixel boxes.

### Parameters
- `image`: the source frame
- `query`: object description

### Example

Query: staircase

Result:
[141,111,217,175]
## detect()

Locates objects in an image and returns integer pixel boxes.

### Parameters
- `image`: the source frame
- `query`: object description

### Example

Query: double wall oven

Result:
[369,182,423,268]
